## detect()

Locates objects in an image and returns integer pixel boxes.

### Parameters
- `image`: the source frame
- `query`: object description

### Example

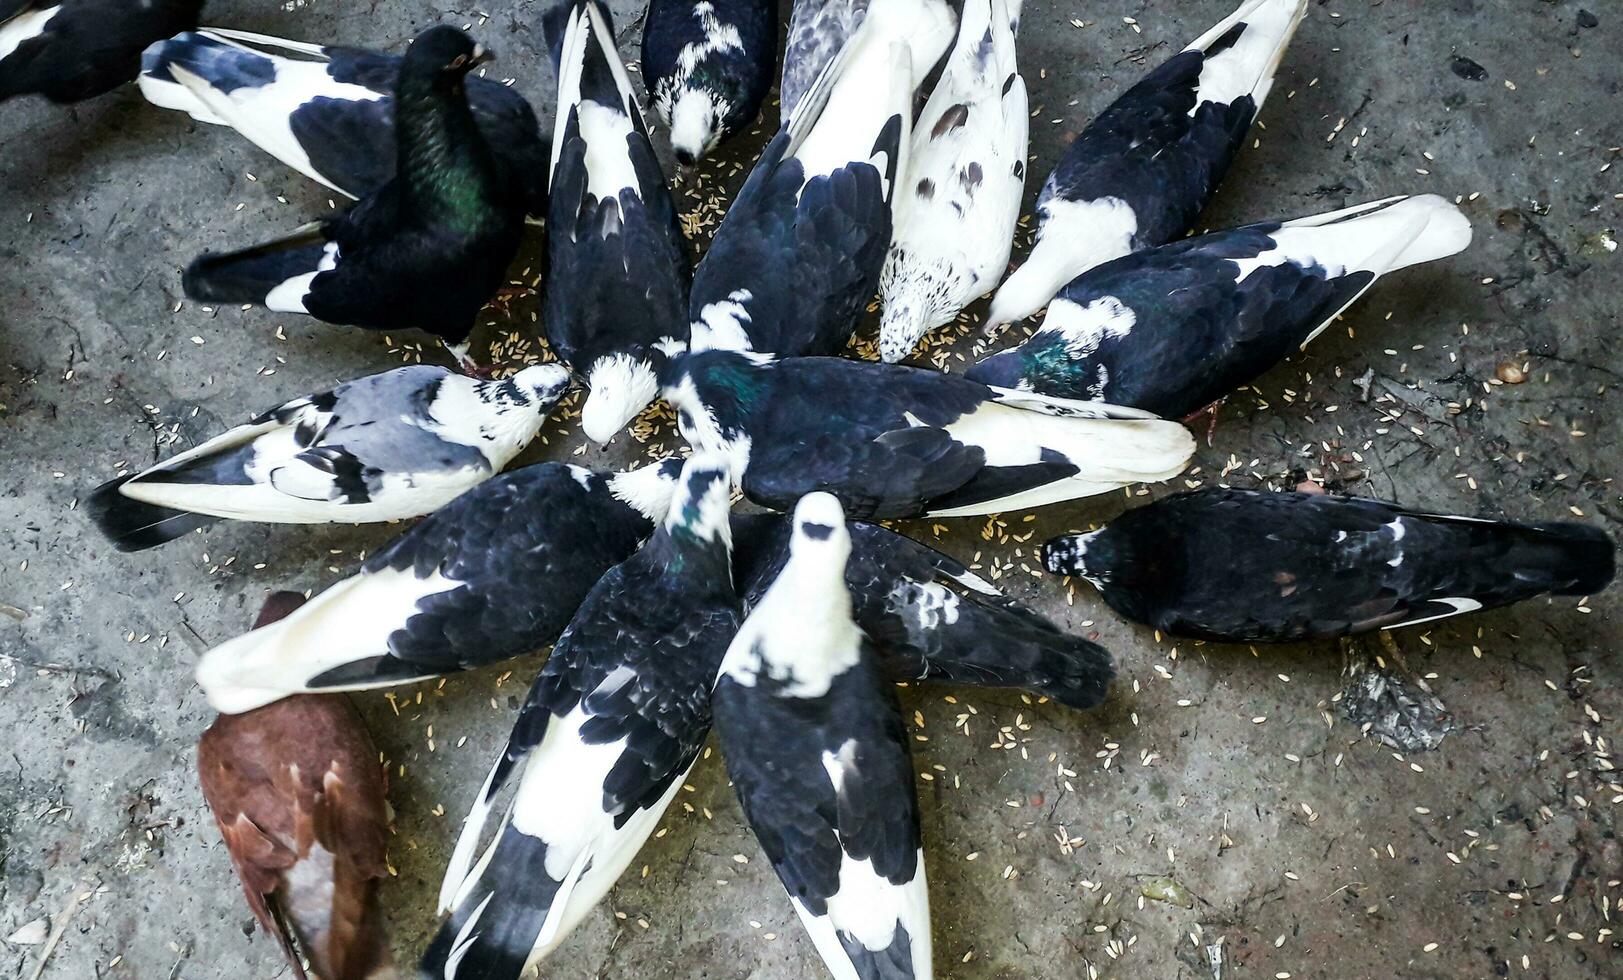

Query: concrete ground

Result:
[2,0,1619,977]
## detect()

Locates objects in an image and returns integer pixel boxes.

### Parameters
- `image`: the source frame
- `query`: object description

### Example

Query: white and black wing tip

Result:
[986,386,1161,420]
[1185,0,1309,111]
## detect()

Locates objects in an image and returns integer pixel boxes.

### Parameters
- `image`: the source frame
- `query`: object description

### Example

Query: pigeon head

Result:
[662,350,759,474]
[406,26,494,84]
[965,329,1072,394]
[253,591,308,629]
[424,367,568,464]
[877,299,934,364]
[662,452,735,546]
[510,363,573,407]
[668,88,729,167]
[581,352,661,444]
[789,493,852,570]
[394,26,505,223]
[961,344,1026,391]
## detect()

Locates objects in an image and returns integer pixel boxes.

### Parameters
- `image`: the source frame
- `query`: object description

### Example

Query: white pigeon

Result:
[878,0,1027,362]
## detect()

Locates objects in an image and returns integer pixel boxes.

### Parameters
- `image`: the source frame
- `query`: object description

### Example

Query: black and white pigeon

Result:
[0,0,201,102]
[424,455,740,979]
[194,458,683,714]
[732,512,1114,709]
[687,5,913,361]
[641,0,776,165]
[1043,488,1617,643]
[779,0,954,122]
[86,363,569,552]
[541,0,691,443]
[878,0,1027,362]
[665,349,1195,520]
[967,195,1473,420]
[713,492,931,979]
[988,0,1308,328]
[139,28,551,218]
[180,26,525,372]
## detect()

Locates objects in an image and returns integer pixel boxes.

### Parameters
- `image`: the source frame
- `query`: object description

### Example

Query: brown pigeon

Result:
[197,591,395,980]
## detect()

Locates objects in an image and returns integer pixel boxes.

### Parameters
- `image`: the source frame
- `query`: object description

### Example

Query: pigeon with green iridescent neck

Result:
[180,26,524,373]
[139,28,552,219]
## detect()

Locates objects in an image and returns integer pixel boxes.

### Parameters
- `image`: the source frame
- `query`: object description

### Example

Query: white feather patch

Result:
[1186,0,1307,113]
[167,58,385,198]
[880,0,1028,359]
[581,353,660,444]
[988,195,1138,326]
[0,5,59,61]
[195,566,462,713]
[421,374,552,465]
[264,240,340,312]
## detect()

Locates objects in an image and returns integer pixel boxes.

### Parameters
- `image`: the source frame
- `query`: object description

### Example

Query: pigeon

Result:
[968,195,1474,420]
[180,26,526,371]
[424,455,740,979]
[878,0,1027,363]
[732,512,1114,708]
[194,458,683,714]
[779,0,955,122]
[1043,488,1617,643]
[197,592,394,980]
[687,5,915,361]
[713,493,932,979]
[988,0,1309,328]
[665,349,1196,519]
[641,0,776,165]
[541,0,691,443]
[0,0,201,102]
[86,363,569,552]
[139,28,551,218]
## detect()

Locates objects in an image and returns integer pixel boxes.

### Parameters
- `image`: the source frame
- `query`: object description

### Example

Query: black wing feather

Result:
[349,465,653,677]
[1044,47,1255,249]
[691,133,892,358]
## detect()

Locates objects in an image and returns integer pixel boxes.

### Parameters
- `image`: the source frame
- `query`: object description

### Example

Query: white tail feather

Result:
[439,759,512,912]
[1265,194,1473,278]
[195,566,456,712]
[930,407,1195,517]
[1186,0,1309,110]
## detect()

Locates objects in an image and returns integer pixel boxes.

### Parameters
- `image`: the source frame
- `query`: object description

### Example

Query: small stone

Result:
[1496,362,1527,384]
[6,919,48,945]
[1450,56,1489,81]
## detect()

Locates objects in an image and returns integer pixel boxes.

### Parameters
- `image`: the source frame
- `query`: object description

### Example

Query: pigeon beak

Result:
[470,44,494,67]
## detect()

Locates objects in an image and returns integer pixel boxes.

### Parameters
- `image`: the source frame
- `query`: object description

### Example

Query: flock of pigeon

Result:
[4,0,1616,977]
